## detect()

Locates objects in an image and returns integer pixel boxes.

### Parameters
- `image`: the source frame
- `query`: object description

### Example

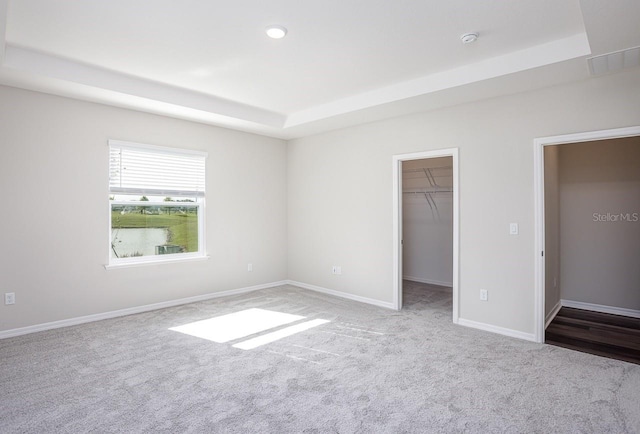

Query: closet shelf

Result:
[403,189,452,194]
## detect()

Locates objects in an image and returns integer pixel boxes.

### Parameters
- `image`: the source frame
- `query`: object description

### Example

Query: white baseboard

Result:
[545,300,562,329]
[286,280,395,310]
[403,276,452,287]
[561,299,640,319]
[0,280,288,340]
[457,318,537,342]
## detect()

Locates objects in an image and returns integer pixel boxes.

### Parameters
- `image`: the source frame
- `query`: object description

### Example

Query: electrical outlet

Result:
[479,289,488,301]
[5,292,15,305]
[247,263,253,272]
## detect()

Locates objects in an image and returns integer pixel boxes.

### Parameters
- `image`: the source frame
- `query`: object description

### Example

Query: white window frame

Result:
[106,140,207,269]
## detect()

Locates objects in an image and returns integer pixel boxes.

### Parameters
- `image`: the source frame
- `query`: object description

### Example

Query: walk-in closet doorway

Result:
[392,149,459,322]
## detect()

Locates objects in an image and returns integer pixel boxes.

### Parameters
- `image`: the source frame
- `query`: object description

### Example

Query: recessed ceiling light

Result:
[266,25,287,39]
[460,32,479,44]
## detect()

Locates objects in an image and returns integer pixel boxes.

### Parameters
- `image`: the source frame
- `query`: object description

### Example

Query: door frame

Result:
[392,148,459,323]
[533,125,640,343]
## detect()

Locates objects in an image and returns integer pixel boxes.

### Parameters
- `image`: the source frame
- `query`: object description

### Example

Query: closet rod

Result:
[403,189,452,194]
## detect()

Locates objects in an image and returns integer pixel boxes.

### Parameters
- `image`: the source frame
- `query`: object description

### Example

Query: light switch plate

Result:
[480,289,488,301]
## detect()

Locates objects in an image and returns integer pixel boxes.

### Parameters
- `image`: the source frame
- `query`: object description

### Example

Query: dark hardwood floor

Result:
[546,307,640,365]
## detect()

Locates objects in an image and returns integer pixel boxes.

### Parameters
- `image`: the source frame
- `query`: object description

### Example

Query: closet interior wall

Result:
[402,157,453,287]
[557,137,640,312]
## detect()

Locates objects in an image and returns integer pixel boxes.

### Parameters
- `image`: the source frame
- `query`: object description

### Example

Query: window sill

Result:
[104,254,209,270]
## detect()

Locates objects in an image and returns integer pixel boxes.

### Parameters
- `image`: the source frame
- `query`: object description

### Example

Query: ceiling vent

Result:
[587,46,640,76]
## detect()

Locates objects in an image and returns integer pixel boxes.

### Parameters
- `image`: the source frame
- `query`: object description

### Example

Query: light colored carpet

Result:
[1,282,639,433]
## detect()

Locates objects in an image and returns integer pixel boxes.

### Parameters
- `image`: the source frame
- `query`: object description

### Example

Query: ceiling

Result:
[0,0,638,139]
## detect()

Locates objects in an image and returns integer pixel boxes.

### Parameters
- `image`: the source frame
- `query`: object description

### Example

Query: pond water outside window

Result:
[111,227,169,258]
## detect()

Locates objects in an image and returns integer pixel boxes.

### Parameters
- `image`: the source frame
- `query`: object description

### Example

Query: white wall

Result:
[544,146,561,317]
[287,68,640,336]
[559,137,640,310]
[0,85,288,332]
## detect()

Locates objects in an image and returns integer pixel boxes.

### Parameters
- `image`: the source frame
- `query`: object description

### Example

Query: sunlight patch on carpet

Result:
[169,308,304,343]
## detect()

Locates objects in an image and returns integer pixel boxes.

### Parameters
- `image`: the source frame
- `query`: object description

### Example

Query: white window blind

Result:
[109,141,206,197]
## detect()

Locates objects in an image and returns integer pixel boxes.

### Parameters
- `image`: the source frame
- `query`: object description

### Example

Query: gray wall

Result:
[0,85,288,332]
[544,146,561,317]
[559,137,640,310]
[402,196,453,286]
[288,68,640,335]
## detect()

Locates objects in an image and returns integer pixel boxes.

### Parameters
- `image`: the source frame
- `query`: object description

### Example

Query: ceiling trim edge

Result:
[285,33,592,128]
[2,44,287,128]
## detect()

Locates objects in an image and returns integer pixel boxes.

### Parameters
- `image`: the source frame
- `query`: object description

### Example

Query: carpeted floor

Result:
[1,282,639,433]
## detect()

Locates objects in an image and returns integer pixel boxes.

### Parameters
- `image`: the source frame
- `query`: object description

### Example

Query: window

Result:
[108,140,207,266]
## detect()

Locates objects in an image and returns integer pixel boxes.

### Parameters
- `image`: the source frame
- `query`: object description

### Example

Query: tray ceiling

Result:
[0,0,638,139]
